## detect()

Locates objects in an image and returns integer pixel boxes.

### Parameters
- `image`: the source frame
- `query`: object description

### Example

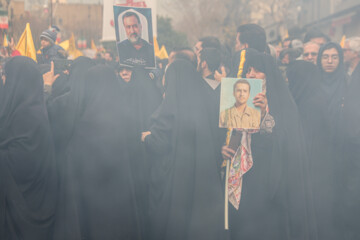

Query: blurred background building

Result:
[1,0,102,48]
[0,0,359,50]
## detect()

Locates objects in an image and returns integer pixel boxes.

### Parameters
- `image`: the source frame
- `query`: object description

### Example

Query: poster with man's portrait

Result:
[219,78,263,129]
[114,6,155,68]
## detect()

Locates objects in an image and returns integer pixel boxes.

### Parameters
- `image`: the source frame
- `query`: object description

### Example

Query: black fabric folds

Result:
[145,59,226,240]
[62,65,140,240]
[47,56,95,154]
[0,56,58,240]
[339,63,360,239]
[118,67,163,238]
[227,49,317,240]
[50,58,96,240]
[287,60,337,239]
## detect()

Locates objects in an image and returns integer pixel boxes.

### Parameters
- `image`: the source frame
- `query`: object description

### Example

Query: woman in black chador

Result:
[63,65,140,240]
[287,60,335,239]
[0,56,58,239]
[143,59,226,240]
[316,43,350,239]
[47,56,96,155]
[49,57,96,240]
[226,49,317,240]
[118,66,162,238]
[316,42,347,143]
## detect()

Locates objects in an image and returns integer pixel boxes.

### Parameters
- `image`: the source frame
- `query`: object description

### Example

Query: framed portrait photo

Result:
[219,78,263,129]
[114,6,156,69]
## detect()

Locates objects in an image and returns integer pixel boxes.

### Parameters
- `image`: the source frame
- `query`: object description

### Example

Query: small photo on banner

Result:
[219,78,263,130]
[114,6,155,69]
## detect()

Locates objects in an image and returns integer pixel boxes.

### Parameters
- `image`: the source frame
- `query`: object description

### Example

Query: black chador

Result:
[0,56,58,240]
[61,65,141,240]
[228,50,317,240]
[145,59,226,240]
[118,67,163,238]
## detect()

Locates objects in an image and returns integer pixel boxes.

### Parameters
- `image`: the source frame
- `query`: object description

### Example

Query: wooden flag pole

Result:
[225,158,230,230]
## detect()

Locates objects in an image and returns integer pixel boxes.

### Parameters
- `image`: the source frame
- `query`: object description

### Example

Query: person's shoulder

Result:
[118,39,131,48]
[141,39,152,48]
[49,44,67,59]
[221,106,234,116]
[53,44,64,51]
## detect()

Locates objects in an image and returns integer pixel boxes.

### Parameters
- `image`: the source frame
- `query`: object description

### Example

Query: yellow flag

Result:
[153,36,160,56]
[283,29,289,41]
[68,33,83,59]
[158,45,168,59]
[59,39,69,51]
[59,34,83,59]
[16,23,37,62]
[91,39,97,51]
[340,35,346,48]
[3,34,8,47]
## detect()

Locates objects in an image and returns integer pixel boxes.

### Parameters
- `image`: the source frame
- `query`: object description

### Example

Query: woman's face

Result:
[119,68,132,82]
[321,47,340,73]
[246,67,266,80]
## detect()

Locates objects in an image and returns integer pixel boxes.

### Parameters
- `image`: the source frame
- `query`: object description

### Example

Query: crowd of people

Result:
[0,22,360,240]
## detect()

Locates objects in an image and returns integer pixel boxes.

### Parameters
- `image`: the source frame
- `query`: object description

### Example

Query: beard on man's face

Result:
[128,33,141,44]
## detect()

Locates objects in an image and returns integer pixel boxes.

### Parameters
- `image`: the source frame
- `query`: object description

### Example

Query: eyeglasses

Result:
[303,52,318,57]
[321,54,339,60]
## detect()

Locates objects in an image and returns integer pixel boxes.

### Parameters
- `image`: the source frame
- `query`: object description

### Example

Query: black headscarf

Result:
[0,56,58,239]
[226,49,317,239]
[62,65,141,239]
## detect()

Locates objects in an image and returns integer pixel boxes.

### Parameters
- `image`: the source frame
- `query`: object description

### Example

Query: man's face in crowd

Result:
[119,68,132,82]
[343,41,358,64]
[234,83,250,106]
[283,40,291,49]
[40,38,51,48]
[303,43,320,65]
[310,37,327,46]
[321,48,340,73]
[104,53,113,62]
[246,67,266,80]
[123,15,142,44]
[194,41,202,56]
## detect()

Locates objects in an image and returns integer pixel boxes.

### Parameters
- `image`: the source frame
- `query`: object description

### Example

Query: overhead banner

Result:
[102,0,157,42]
